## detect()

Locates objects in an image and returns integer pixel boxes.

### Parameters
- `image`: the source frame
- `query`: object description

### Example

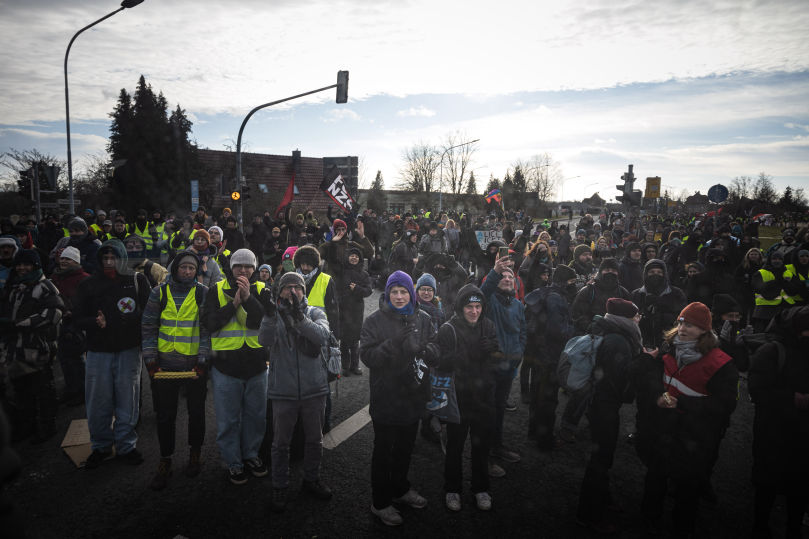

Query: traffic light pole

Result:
[235,71,349,230]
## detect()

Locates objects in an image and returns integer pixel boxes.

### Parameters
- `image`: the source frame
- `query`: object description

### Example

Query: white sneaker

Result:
[371,504,403,526]
[445,492,462,512]
[393,489,427,509]
[475,491,492,511]
[488,462,506,478]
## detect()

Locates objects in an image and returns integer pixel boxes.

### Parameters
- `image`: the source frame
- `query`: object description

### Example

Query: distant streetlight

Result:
[438,138,479,212]
[64,0,144,215]
[235,71,349,229]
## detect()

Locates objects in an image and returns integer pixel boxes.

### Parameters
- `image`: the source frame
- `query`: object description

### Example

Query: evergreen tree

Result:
[485,174,500,194]
[512,165,526,194]
[367,170,388,212]
[465,171,478,194]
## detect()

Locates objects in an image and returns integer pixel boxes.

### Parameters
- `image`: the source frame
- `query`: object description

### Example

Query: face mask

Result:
[564,283,578,299]
[645,274,665,292]
[599,273,619,287]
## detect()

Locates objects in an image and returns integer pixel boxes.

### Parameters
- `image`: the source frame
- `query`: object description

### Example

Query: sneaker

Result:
[228,467,248,485]
[393,489,427,509]
[118,448,144,465]
[270,488,288,513]
[185,448,201,478]
[488,462,506,478]
[303,479,333,500]
[149,459,172,491]
[491,446,521,463]
[371,504,403,526]
[475,491,492,511]
[505,399,518,412]
[84,449,112,470]
[445,492,462,512]
[244,457,268,478]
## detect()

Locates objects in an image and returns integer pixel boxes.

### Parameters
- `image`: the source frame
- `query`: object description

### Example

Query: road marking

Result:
[323,404,371,450]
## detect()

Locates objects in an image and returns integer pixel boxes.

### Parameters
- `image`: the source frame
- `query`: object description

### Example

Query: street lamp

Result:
[64,0,144,215]
[437,138,479,212]
[235,71,349,229]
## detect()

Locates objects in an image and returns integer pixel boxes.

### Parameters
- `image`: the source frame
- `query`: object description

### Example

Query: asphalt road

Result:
[5,290,777,538]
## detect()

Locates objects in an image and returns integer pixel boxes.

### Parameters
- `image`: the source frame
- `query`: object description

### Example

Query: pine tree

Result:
[512,165,526,194]
[465,171,478,194]
[485,174,500,194]
[367,170,388,212]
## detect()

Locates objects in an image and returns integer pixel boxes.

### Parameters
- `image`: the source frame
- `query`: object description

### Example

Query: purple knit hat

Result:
[385,270,417,308]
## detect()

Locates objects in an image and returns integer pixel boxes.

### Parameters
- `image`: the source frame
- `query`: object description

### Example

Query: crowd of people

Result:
[1,203,808,537]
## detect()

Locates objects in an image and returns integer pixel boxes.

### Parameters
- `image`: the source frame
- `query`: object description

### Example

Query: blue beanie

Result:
[416,273,437,292]
[385,270,417,308]
[258,264,273,276]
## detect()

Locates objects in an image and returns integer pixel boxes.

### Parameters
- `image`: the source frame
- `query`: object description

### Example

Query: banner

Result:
[485,189,502,204]
[644,177,661,199]
[275,174,295,217]
[475,229,503,249]
[321,173,354,213]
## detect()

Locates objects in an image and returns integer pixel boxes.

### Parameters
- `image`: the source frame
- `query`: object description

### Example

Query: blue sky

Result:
[1,0,808,204]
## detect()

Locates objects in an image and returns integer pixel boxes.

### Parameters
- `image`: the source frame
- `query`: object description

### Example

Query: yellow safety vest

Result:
[157,284,201,356]
[786,264,806,302]
[211,280,265,350]
[90,223,103,236]
[755,268,796,306]
[307,272,331,308]
[132,222,155,251]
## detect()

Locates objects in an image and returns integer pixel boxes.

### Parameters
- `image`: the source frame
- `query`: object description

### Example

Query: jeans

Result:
[211,366,267,471]
[152,374,208,458]
[371,421,418,510]
[85,348,142,454]
[445,415,491,494]
[270,395,327,488]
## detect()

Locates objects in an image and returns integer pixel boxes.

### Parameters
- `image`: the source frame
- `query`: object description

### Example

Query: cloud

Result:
[396,106,436,118]
[322,109,361,123]
[785,122,809,132]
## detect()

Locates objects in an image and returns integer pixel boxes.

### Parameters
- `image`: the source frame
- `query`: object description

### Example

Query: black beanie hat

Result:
[599,257,620,273]
[14,248,41,268]
[552,264,576,284]
[711,294,741,318]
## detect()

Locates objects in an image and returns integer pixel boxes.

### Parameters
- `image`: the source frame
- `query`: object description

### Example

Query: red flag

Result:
[275,173,295,216]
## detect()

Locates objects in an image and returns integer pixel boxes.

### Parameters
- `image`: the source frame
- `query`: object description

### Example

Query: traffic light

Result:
[242,181,251,200]
[336,71,349,104]
[616,182,627,204]
[627,190,642,207]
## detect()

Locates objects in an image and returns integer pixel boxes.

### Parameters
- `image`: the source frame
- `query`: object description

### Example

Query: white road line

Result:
[323,404,371,450]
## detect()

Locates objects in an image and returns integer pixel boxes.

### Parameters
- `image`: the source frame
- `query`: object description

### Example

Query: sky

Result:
[1,0,808,205]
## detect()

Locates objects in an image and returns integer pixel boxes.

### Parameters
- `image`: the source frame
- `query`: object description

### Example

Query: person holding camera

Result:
[360,270,440,526]
[259,271,333,513]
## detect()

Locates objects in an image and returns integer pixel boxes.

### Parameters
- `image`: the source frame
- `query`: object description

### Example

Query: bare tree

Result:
[753,172,778,205]
[74,153,113,196]
[729,175,753,203]
[522,153,563,207]
[398,142,439,193]
[0,148,66,193]
[440,132,478,194]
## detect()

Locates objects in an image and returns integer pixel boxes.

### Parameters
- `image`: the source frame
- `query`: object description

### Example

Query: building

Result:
[195,149,357,219]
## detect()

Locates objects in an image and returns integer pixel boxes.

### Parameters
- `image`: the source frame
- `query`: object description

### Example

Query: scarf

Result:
[673,336,702,368]
[604,313,642,353]
[298,266,319,285]
[13,268,43,285]
[388,300,415,315]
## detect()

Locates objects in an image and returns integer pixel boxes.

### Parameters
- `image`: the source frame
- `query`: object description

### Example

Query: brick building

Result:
[195,149,357,220]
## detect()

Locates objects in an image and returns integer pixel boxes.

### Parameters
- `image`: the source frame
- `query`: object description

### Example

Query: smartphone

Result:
[498,246,510,259]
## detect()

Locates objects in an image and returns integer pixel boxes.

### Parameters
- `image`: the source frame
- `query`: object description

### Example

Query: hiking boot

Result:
[185,448,201,478]
[149,458,172,491]
[228,467,248,485]
[392,489,427,509]
[351,367,363,375]
[270,488,288,513]
[490,445,521,463]
[371,504,403,526]
[118,448,144,465]
[445,492,462,512]
[488,463,506,478]
[475,491,492,511]
[504,399,518,412]
[244,457,268,478]
[303,479,333,500]
[84,449,112,470]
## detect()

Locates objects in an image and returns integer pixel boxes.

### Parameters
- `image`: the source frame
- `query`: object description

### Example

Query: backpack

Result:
[743,332,786,373]
[321,332,342,382]
[557,334,604,391]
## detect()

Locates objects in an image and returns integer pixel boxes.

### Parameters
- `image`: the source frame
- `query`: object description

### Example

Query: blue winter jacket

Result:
[480,269,527,374]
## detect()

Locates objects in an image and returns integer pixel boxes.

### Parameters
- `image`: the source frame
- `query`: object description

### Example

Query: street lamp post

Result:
[64,0,144,216]
[437,138,479,213]
[235,71,349,230]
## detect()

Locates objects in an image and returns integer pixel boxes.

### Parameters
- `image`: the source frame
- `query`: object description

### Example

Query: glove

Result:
[194,363,208,379]
[264,299,277,318]
[719,320,736,344]
[422,342,440,364]
[402,330,422,356]
[146,362,160,379]
[795,392,809,410]
[480,336,500,354]
[291,294,305,322]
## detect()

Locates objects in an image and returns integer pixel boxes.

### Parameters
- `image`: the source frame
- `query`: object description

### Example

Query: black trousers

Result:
[340,341,360,371]
[641,456,702,533]
[444,414,491,494]
[151,375,208,458]
[754,482,809,538]
[10,366,57,439]
[528,361,559,449]
[576,401,620,523]
[371,421,418,509]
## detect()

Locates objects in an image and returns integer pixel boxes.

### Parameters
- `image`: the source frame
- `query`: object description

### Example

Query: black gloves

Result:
[480,336,500,354]
[291,294,305,322]
[402,330,422,357]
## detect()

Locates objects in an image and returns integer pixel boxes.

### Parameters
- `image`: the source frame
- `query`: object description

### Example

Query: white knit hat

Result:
[60,246,81,264]
[230,248,257,269]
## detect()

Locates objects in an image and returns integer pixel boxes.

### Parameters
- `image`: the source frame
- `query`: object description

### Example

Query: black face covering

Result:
[645,274,666,293]
[564,283,578,300]
[598,273,619,289]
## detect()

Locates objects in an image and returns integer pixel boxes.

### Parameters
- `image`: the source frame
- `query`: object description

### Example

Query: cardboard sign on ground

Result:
[61,419,93,468]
